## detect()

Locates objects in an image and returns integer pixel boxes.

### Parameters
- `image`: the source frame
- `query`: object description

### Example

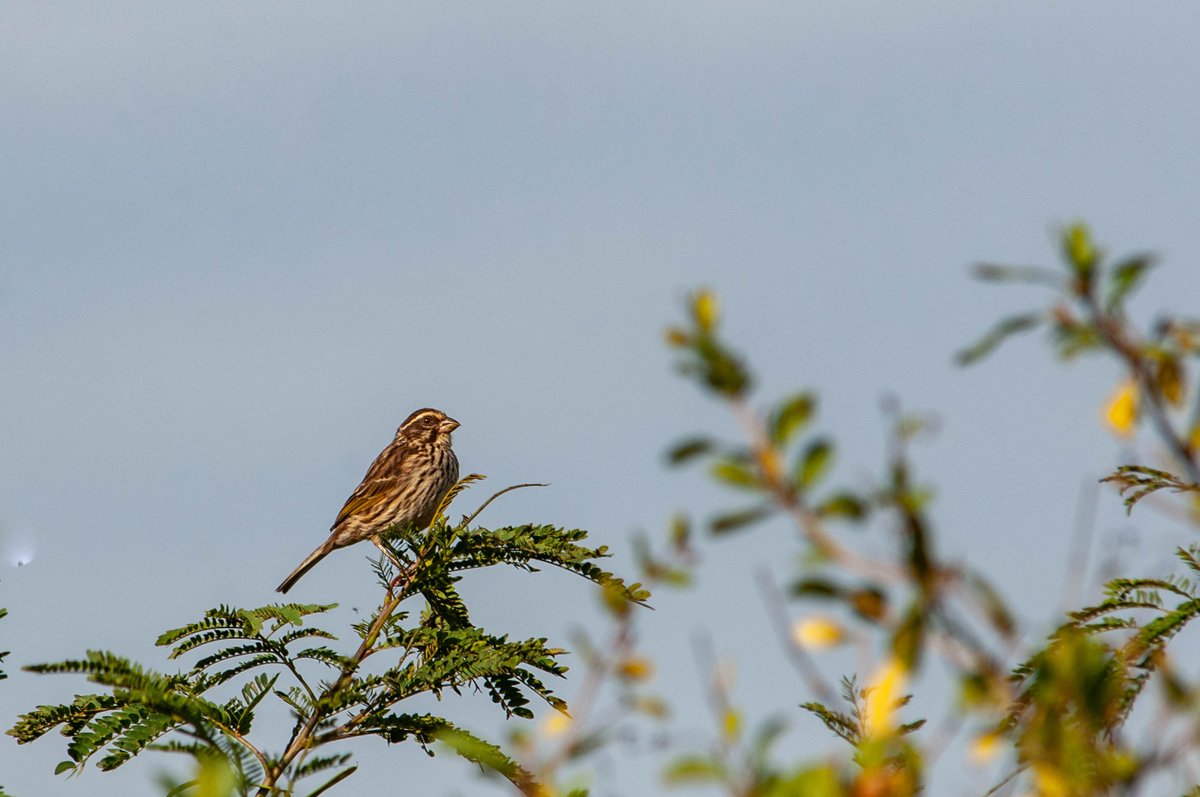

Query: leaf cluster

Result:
[656,227,1200,796]
[8,482,646,796]
[989,553,1200,797]
[1101,465,1200,513]
[961,223,1200,492]
[665,292,869,538]
[958,224,1161,365]
[665,288,752,397]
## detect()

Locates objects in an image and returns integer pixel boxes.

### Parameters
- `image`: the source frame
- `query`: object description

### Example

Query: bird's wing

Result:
[359,439,407,483]
[331,439,410,529]
[332,477,396,530]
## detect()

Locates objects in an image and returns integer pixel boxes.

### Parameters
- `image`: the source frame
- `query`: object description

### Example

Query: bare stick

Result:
[753,566,837,705]
[461,483,549,528]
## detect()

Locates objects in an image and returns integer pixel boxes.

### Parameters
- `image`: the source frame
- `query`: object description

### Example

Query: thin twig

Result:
[539,617,634,780]
[204,719,271,784]
[692,631,750,797]
[257,563,418,795]
[983,764,1025,797]
[729,398,903,583]
[307,765,358,797]
[753,566,837,705]
[461,483,549,528]
[1060,478,1100,614]
[939,568,1022,657]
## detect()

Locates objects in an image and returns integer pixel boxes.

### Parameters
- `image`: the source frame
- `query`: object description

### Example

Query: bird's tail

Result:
[276,540,336,594]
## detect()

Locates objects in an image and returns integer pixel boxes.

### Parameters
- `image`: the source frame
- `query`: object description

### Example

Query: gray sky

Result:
[3,4,1200,795]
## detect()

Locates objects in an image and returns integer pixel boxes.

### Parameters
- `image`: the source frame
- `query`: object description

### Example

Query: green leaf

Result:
[956,312,1043,366]
[710,458,759,490]
[671,294,754,397]
[816,492,866,521]
[790,578,842,599]
[1101,465,1200,513]
[795,438,833,489]
[891,607,925,670]
[447,523,650,605]
[665,436,714,465]
[709,506,772,535]
[972,263,1064,286]
[1052,318,1102,360]
[1106,255,1154,312]
[800,699,860,745]
[668,514,690,548]
[680,335,753,397]
[1156,354,1185,406]
[664,755,726,784]
[437,727,515,772]
[769,392,816,446]
[850,588,888,621]
[773,765,841,797]
[156,603,335,651]
[1063,222,1099,288]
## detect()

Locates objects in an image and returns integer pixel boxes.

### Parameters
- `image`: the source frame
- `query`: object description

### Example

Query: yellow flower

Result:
[693,289,719,331]
[791,617,845,650]
[1032,763,1070,797]
[540,711,573,738]
[616,656,655,682]
[969,731,1002,765]
[721,708,741,741]
[1103,379,1138,438]
[863,657,907,737]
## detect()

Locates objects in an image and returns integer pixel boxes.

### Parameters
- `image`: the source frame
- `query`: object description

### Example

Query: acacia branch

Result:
[1082,291,1200,485]
[257,561,417,795]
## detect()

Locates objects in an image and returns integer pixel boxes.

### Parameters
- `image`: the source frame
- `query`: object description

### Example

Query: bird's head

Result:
[398,407,460,445]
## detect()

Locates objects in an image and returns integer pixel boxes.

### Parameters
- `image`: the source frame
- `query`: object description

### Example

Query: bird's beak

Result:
[441,417,460,433]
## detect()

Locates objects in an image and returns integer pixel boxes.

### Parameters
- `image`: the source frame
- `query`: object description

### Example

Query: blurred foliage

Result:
[518,228,1200,796]
[658,228,1200,797]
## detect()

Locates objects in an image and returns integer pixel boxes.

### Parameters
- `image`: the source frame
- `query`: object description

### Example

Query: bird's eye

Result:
[425,417,436,426]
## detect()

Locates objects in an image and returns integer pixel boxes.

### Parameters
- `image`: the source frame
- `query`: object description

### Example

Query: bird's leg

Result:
[370,536,410,593]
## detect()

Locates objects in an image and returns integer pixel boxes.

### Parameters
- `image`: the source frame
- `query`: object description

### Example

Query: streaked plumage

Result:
[275,408,460,594]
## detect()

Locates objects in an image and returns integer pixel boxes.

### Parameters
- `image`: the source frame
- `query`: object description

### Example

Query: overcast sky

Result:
[3,4,1200,796]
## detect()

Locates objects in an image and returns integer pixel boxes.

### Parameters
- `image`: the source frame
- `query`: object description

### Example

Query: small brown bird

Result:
[276,408,461,594]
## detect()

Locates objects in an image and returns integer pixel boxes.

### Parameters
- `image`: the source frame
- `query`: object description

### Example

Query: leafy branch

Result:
[661,289,1022,795]
[8,479,647,796]
[960,223,1200,489]
[1101,465,1200,513]
[962,226,1200,795]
